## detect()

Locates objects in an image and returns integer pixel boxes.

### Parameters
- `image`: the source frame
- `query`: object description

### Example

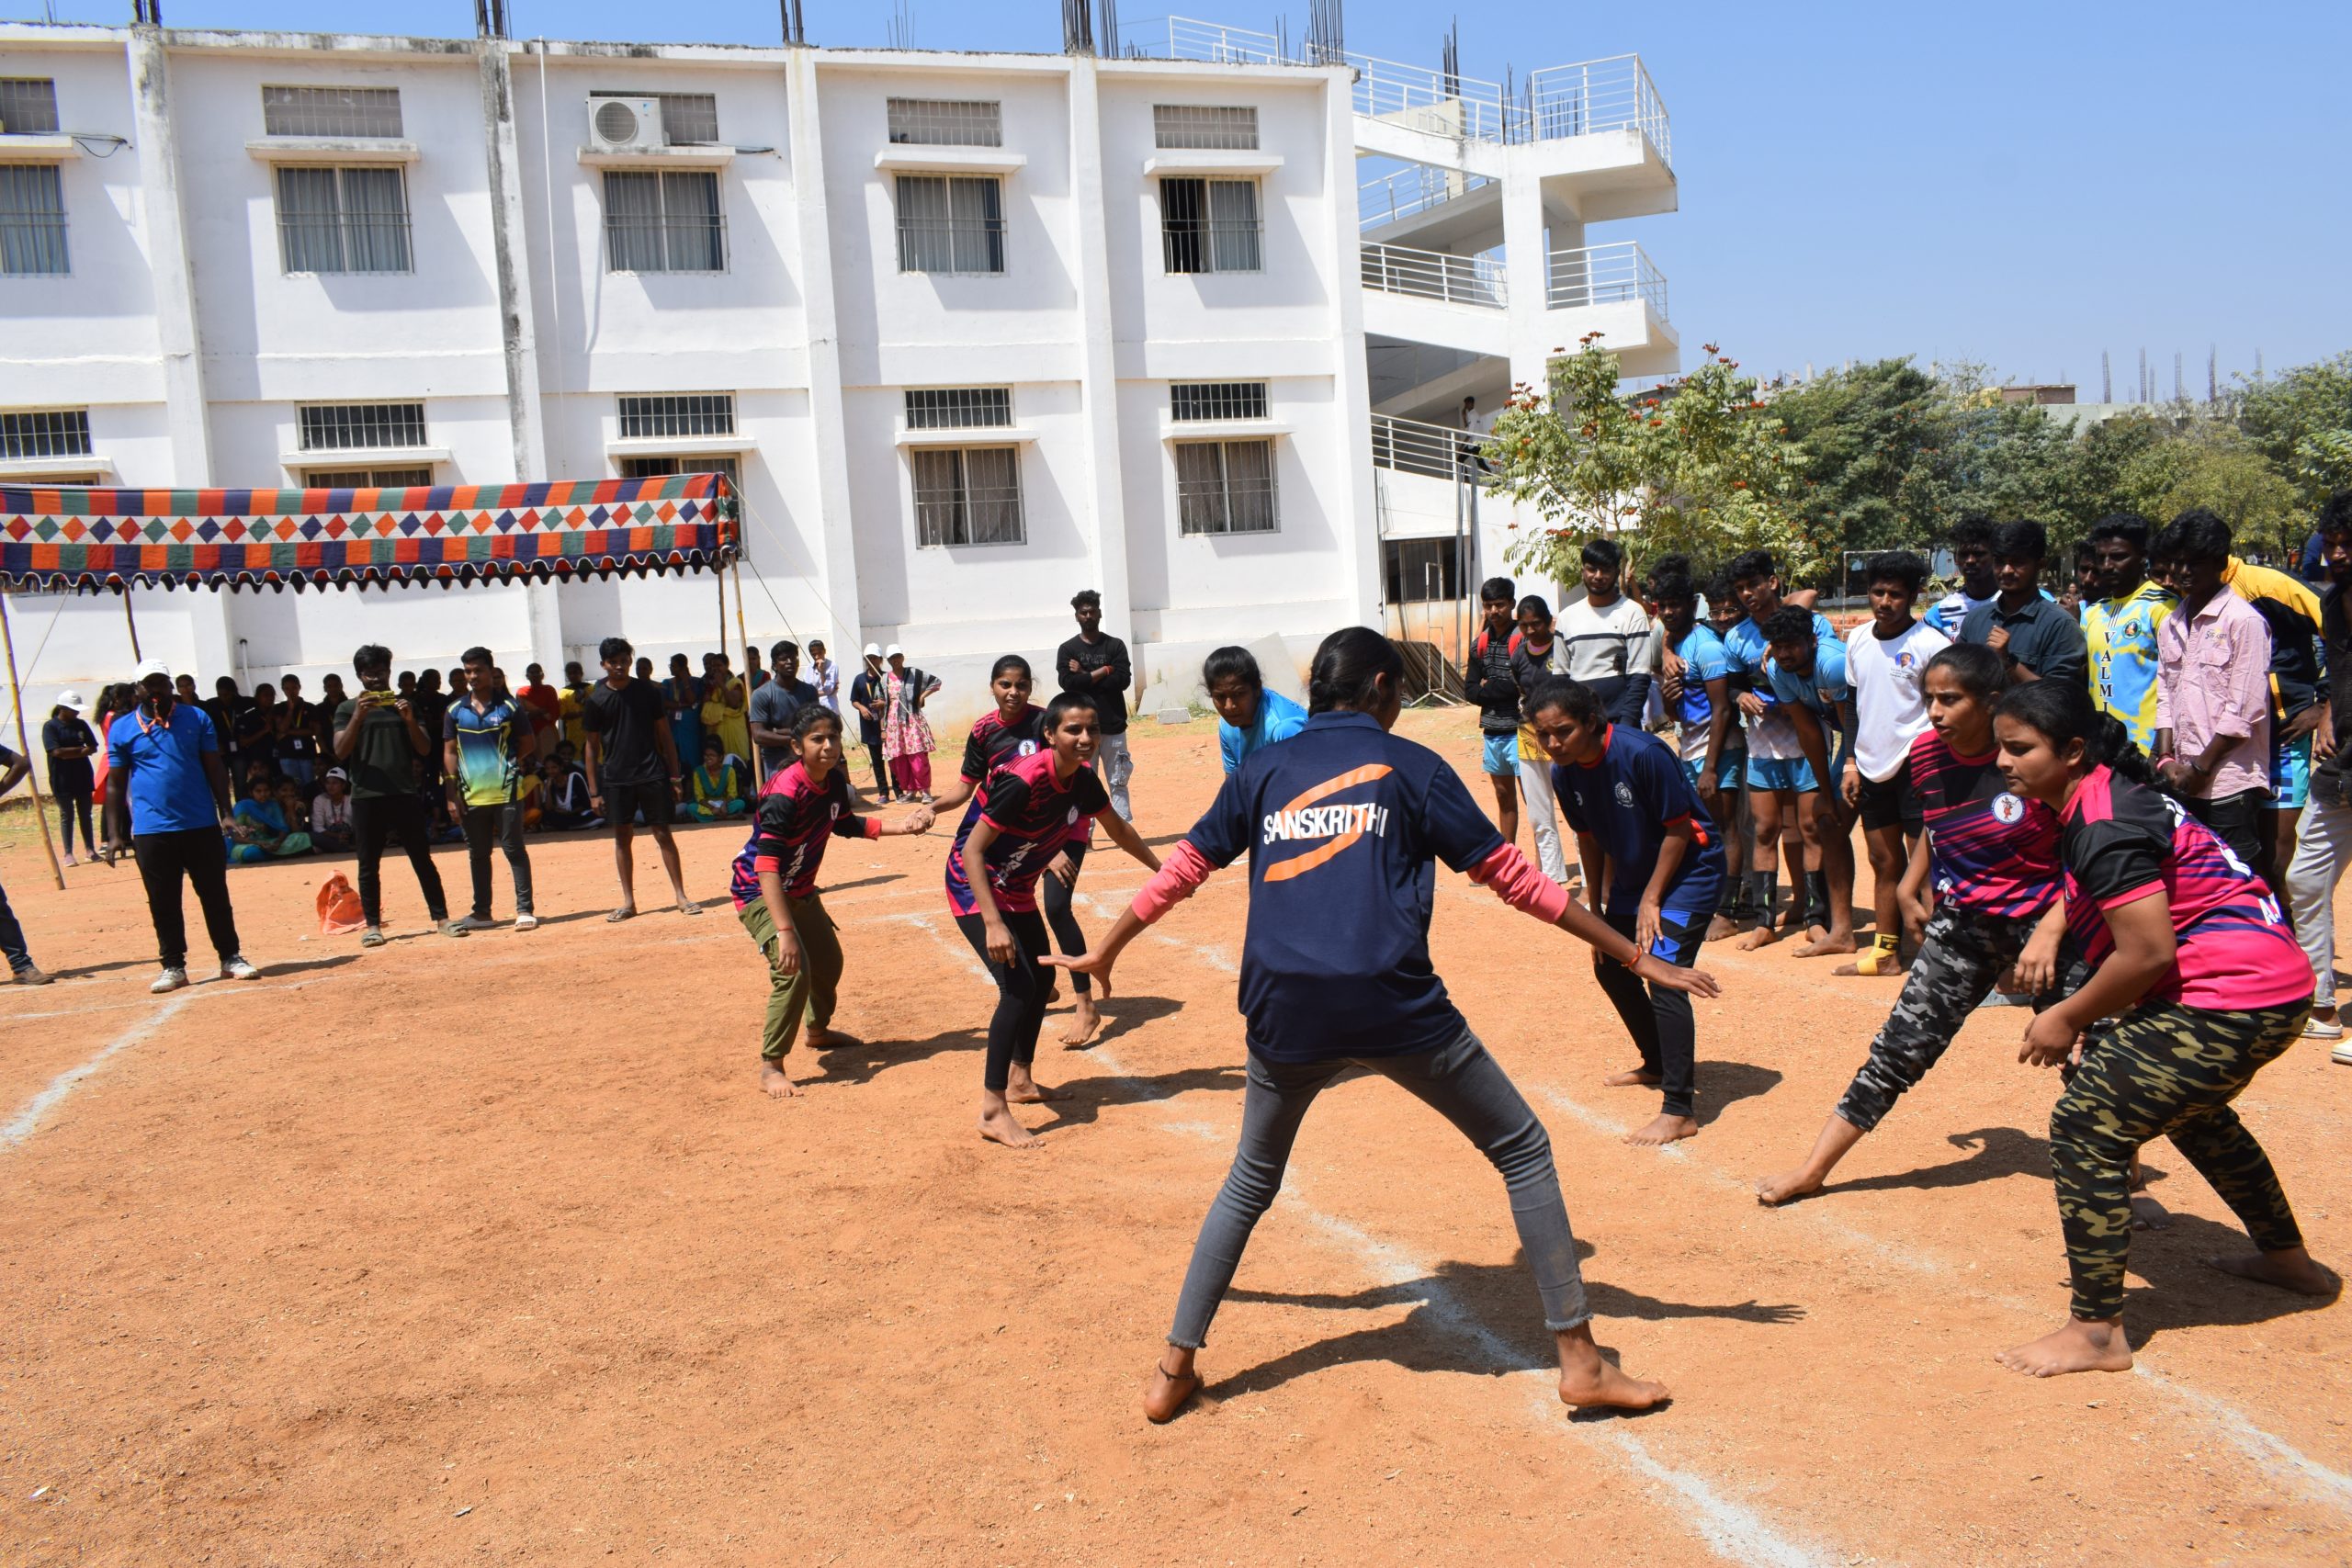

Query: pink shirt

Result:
[2155,588,2270,799]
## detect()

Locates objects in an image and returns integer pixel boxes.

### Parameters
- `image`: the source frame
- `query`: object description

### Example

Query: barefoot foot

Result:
[1995,1317,2132,1377]
[1555,1330,1668,1413]
[759,1063,800,1100]
[1058,996,1101,1047]
[1793,931,1858,958]
[1624,1113,1699,1147]
[1737,922,1783,951]
[978,1106,1043,1149]
[2130,1193,2172,1231]
[1007,1080,1069,1104]
[1602,1067,1662,1089]
[803,1024,840,1053]
[1704,913,1745,943]
[1755,1166,1825,1207]
[1143,1356,1202,1424]
[2205,1248,2340,1297]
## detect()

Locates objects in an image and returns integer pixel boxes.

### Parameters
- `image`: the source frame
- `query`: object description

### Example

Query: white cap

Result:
[885,643,904,659]
[133,658,172,683]
[53,688,87,714]
[862,642,882,658]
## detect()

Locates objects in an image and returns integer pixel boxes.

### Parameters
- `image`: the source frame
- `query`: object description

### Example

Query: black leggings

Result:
[956,908,1052,1092]
[1040,840,1091,996]
[53,786,95,856]
[863,733,890,798]
[352,793,449,926]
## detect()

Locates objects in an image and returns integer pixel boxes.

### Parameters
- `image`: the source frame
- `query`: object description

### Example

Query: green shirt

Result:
[334,695,422,798]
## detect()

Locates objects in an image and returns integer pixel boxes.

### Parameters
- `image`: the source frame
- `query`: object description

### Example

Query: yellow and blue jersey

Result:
[2082,581,2176,750]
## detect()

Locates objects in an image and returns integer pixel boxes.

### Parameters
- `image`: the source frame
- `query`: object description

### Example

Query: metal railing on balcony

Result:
[1351,52,1514,141]
[1545,241,1668,320]
[1523,55,1672,165]
[1114,16,1284,65]
[1358,164,1494,229]
[1360,242,1506,309]
[1371,412,1484,482]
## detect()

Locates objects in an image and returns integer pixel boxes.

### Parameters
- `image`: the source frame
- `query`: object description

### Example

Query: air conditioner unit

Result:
[587,96,665,153]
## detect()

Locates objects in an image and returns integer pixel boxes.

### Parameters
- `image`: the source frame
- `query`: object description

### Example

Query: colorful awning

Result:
[0,471,737,592]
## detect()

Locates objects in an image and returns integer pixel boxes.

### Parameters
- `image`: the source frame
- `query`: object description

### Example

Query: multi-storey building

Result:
[0,14,1675,724]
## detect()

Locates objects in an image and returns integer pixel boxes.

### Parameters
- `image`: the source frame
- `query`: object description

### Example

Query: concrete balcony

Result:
[1358,242,1510,357]
[1545,241,1677,376]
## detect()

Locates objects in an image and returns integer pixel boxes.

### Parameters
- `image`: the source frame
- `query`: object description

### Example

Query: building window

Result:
[1175,439,1277,536]
[894,175,1003,275]
[1159,178,1261,274]
[1170,381,1269,422]
[904,388,1012,430]
[618,454,740,485]
[603,170,726,273]
[261,85,402,139]
[299,402,427,452]
[618,393,736,440]
[886,97,1001,147]
[303,466,434,490]
[1153,104,1258,151]
[599,91,720,145]
[0,407,91,460]
[1383,536,1463,603]
[0,164,68,276]
[911,447,1023,547]
[0,78,60,135]
[275,166,412,274]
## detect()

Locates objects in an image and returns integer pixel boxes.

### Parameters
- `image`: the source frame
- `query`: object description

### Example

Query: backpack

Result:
[1470,626,1524,661]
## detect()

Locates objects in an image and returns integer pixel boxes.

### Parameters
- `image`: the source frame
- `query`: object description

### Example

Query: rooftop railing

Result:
[1545,240,1668,321]
[1358,164,1494,229]
[1360,241,1506,309]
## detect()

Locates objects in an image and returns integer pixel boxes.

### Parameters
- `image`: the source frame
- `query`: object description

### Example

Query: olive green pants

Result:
[740,892,842,1063]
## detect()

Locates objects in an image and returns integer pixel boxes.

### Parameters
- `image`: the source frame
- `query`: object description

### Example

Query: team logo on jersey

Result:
[1991,792,2025,824]
[1614,781,1635,807]
[1261,764,1395,883]
[1017,739,1038,757]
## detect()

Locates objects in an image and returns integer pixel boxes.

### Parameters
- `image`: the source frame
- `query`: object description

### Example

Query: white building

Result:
[0,14,1676,733]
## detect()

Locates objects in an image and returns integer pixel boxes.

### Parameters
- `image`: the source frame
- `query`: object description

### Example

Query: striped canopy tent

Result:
[0,470,738,593]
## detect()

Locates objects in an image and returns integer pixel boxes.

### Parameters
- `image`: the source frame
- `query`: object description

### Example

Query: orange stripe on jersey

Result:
[1261,763,1393,884]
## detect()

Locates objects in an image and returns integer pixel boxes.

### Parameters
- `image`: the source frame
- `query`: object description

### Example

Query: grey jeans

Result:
[1167,1029,1589,1349]
[1094,732,1135,823]
[2288,794,2352,1010]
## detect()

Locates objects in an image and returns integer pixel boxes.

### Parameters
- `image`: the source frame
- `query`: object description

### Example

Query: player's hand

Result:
[1067,658,1083,673]
[1736,692,1767,720]
[2008,930,2063,997]
[588,793,604,812]
[1634,897,1663,958]
[2019,1010,2078,1066]
[1041,949,1114,999]
[901,805,935,834]
[1899,891,1929,948]
[394,699,413,718]
[1840,764,1863,808]
[772,934,803,977]
[1046,851,1078,887]
[983,917,1016,967]
[2316,727,2339,763]
[1636,954,1720,998]
[1984,625,2010,655]
[1696,769,1717,799]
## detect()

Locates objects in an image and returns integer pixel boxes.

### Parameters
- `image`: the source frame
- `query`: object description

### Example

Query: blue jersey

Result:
[107,703,222,835]
[1670,625,1731,730]
[1551,724,1726,919]
[1183,710,1503,1063]
[1765,638,1852,724]
[1723,612,1839,708]
[1217,688,1309,774]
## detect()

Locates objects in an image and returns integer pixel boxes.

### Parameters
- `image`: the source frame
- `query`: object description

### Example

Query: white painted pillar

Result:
[127,26,232,682]
[785,47,864,654]
[1065,57,1134,640]
[1322,65,1381,627]
[478,39,563,674]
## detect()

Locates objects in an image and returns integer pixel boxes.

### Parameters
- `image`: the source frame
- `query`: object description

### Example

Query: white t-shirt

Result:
[1845,619,1951,781]
[1557,593,1658,685]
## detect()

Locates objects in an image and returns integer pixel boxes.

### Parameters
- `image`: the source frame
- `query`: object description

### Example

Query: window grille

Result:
[599,90,720,145]
[1170,382,1268,422]
[619,454,740,485]
[1159,177,1261,274]
[275,165,412,274]
[303,466,435,490]
[1175,439,1278,536]
[1383,536,1463,603]
[0,164,69,275]
[894,175,1004,275]
[904,388,1012,430]
[261,85,403,139]
[911,446,1023,547]
[0,408,91,460]
[0,78,60,135]
[603,170,727,272]
[618,393,737,439]
[886,97,1002,147]
[298,402,428,452]
[1153,104,1258,150]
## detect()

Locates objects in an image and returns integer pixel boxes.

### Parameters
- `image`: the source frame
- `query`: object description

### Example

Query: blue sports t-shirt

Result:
[107,703,222,835]
[1218,688,1309,775]
[1765,637,1852,723]
[1183,710,1503,1063]
[1551,724,1726,919]
[1723,612,1839,708]
[1670,624,1731,730]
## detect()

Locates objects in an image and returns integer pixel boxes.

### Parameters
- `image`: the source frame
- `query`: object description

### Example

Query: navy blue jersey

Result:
[1551,724,1726,918]
[1183,711,1504,1063]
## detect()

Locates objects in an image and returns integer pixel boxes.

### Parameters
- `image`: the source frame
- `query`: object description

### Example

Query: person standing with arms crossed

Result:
[334,646,467,947]
[1058,589,1135,823]
[40,691,98,868]
[848,644,894,804]
[104,660,260,991]
[583,636,699,922]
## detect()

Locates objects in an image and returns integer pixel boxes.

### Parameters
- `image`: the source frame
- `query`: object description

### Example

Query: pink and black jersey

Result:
[944,747,1110,916]
[961,705,1047,783]
[729,762,877,907]
[1910,728,2060,919]
[2059,764,2308,1010]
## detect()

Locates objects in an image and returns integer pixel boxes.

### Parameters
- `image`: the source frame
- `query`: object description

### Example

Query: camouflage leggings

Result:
[1835,906,2031,1134]
[2052,998,2309,1321]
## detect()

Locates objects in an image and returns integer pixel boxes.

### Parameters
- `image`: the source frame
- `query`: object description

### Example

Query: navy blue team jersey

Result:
[1182,710,1505,1063]
[1550,723,1726,918]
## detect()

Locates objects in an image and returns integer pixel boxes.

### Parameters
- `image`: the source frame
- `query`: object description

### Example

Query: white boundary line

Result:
[3,994,191,1152]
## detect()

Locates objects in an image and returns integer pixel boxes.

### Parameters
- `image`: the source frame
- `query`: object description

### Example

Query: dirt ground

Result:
[2,708,2347,1567]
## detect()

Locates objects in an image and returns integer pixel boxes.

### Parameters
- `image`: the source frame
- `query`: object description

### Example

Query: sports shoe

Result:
[450,915,495,934]
[2301,1014,2344,1041]
[61,852,77,867]
[514,912,539,931]
[2334,1042,2352,1067]
[12,964,52,987]
[219,955,260,981]
[359,927,387,948]
[151,966,189,994]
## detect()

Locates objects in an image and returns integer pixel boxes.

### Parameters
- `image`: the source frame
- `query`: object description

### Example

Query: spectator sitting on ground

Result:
[542,751,600,829]
[274,777,311,835]
[687,736,749,820]
[228,774,312,863]
[311,767,356,852]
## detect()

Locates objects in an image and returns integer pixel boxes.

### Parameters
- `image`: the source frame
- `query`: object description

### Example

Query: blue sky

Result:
[28,0,2350,392]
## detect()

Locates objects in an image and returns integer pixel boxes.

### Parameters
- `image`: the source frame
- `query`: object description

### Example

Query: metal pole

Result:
[0,592,68,892]
[119,584,141,660]
[730,558,761,787]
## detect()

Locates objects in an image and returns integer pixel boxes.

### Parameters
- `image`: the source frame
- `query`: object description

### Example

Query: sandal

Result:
[1852,934,1903,976]
[606,907,636,923]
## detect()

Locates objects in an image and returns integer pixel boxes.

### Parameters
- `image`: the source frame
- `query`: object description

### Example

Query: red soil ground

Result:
[1,709,2346,1566]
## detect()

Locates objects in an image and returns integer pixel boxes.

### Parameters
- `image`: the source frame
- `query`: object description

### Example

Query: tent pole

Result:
[0,592,68,892]
[731,558,761,787]
[119,583,141,660]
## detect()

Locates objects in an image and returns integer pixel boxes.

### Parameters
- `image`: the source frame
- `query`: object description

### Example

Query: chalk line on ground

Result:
[3,994,191,1152]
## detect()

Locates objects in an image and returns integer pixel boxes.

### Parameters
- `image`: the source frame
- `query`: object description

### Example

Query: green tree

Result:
[2239,351,2352,509]
[1765,358,1951,556]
